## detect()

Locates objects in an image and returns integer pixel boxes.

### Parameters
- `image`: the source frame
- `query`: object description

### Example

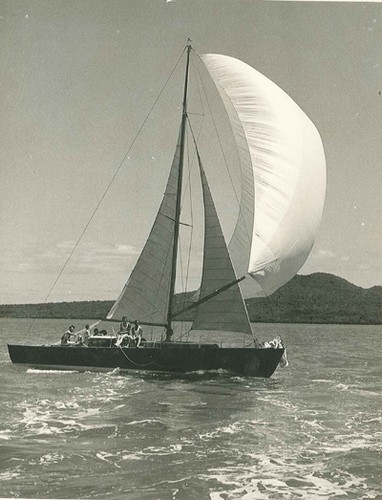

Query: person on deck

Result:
[131,320,144,347]
[118,316,131,334]
[115,316,132,347]
[77,324,91,345]
[84,324,91,342]
[164,327,174,343]
[61,325,75,345]
[115,330,134,347]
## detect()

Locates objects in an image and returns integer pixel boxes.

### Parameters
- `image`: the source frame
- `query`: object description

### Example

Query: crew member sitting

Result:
[115,330,133,347]
[131,320,145,347]
[115,316,133,347]
[61,325,75,345]
[119,316,131,334]
[76,324,91,345]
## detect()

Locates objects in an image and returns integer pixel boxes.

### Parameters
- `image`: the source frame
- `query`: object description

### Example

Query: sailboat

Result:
[8,42,326,377]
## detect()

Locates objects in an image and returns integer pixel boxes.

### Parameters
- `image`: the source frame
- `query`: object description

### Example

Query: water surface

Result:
[1,319,381,499]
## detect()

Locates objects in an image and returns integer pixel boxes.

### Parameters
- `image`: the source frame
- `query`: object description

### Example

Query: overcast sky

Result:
[1,0,381,304]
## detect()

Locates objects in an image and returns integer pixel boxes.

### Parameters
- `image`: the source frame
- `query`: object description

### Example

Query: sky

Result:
[0,0,381,304]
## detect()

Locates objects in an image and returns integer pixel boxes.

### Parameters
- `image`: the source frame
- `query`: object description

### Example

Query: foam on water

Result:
[204,451,376,500]
[0,471,21,481]
[207,470,370,500]
[26,368,78,374]
[0,429,13,440]
[1,320,382,499]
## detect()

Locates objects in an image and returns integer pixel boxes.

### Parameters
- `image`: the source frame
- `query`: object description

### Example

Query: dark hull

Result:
[7,343,284,378]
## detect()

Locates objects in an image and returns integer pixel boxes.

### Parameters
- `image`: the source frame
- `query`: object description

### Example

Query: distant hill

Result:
[0,273,381,324]
[245,273,382,324]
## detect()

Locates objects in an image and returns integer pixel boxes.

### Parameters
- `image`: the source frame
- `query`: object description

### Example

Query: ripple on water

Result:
[1,321,382,499]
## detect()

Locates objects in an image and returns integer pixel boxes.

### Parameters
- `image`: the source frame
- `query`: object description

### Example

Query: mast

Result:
[166,41,192,336]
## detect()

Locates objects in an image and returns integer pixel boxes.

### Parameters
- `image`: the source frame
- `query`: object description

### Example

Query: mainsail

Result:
[201,54,326,297]
[107,129,182,324]
[191,154,252,335]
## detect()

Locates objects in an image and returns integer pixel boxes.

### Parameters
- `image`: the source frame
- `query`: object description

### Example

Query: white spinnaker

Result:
[201,54,326,297]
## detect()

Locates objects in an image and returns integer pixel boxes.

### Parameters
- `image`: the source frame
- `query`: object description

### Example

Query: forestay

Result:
[201,54,326,297]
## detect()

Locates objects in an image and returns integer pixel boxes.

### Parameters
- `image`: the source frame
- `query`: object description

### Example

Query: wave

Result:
[201,455,377,500]
[198,422,245,442]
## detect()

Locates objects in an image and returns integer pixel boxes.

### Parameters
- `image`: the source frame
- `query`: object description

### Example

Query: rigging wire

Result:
[192,50,283,331]
[177,129,188,297]
[192,50,252,246]
[48,47,187,304]
[175,61,208,342]
[184,126,195,303]
[27,47,187,337]
[177,119,195,339]
[192,52,241,210]
[177,118,205,343]
[184,50,207,288]
[174,51,206,341]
